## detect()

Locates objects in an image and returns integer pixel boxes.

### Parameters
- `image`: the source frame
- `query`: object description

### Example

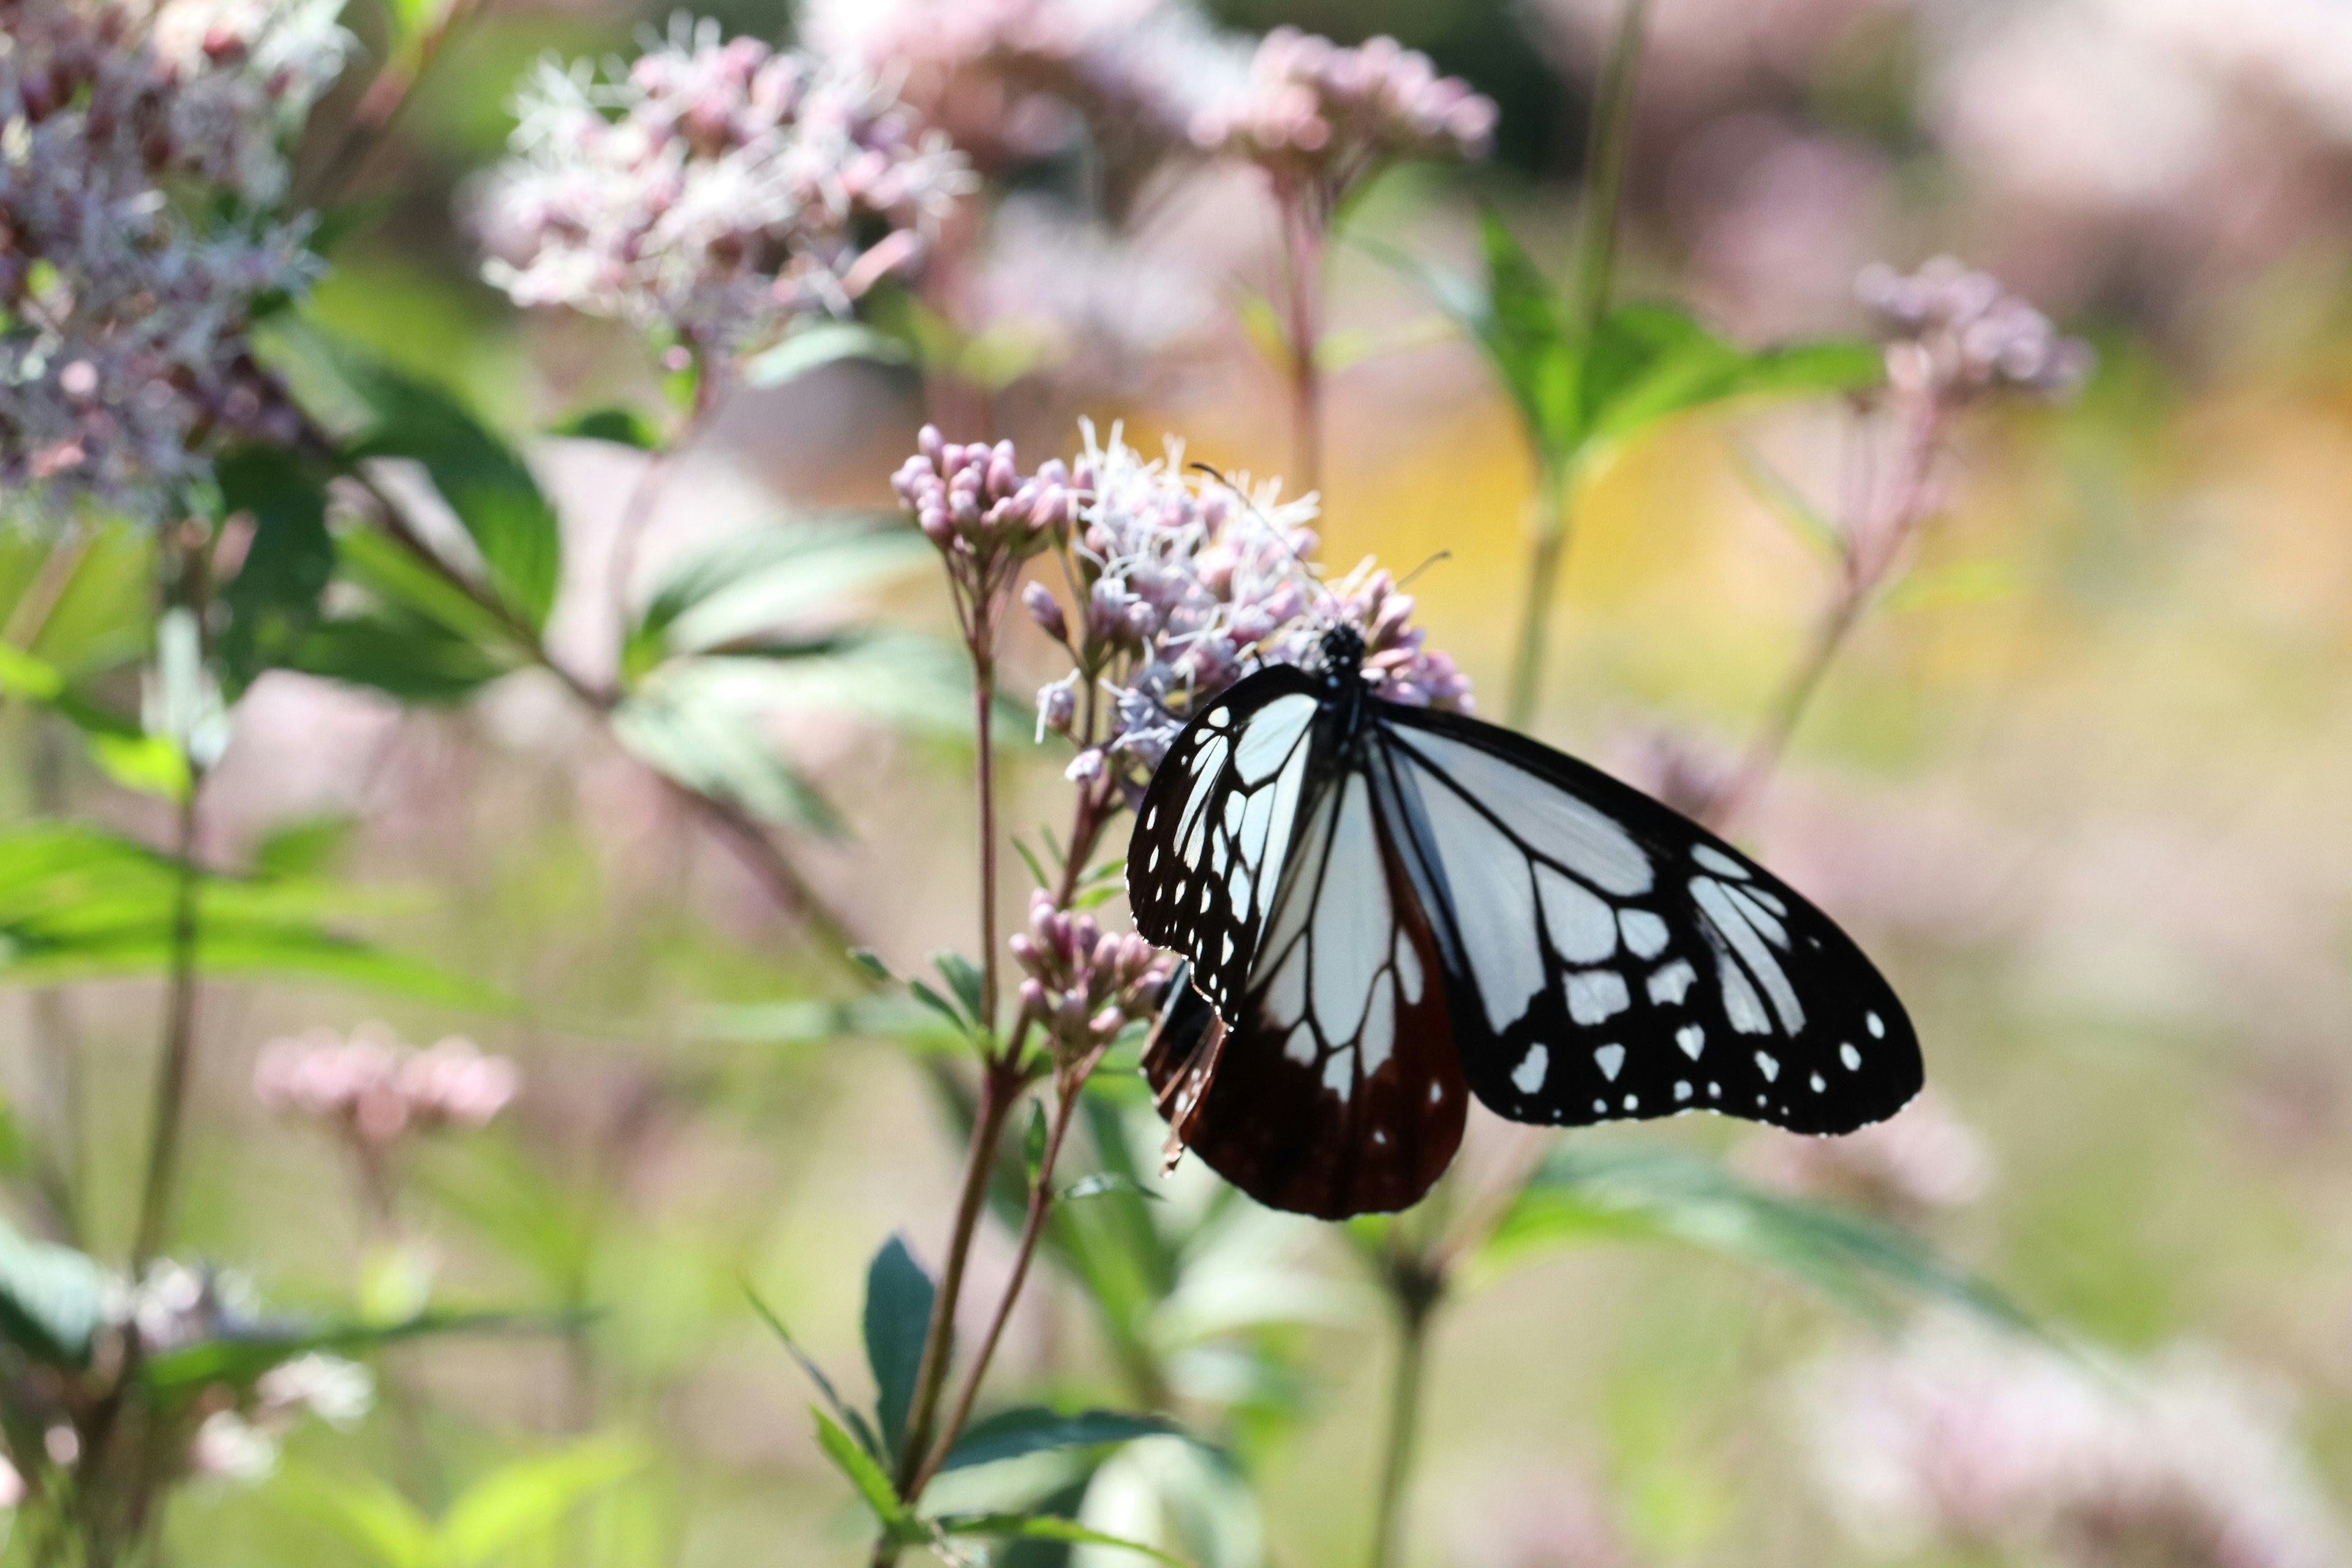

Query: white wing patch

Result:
[1413,772,1545,1032]
[1399,731,1653,895]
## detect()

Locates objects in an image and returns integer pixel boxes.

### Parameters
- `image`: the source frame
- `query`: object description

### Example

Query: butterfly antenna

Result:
[1395,550,1452,590]
[1186,461,1340,615]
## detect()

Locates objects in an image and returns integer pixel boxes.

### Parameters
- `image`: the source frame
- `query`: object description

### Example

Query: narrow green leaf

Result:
[814,1409,913,1533]
[1022,1101,1048,1189]
[938,1407,1183,1473]
[933,1512,1189,1564]
[1731,440,1844,560]
[1479,1145,2028,1330]
[848,947,895,983]
[933,951,985,1026]
[1013,836,1052,892]
[1060,1174,1164,1204]
[253,816,358,880]
[140,1311,541,1393]
[863,1236,937,1464]
[745,1284,888,1464]
[270,1464,439,1568]
[906,979,973,1041]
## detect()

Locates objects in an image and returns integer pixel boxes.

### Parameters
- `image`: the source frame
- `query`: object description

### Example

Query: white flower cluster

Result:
[1038,422,1469,781]
[0,0,346,517]
[1801,1319,2351,1568]
[477,18,974,356]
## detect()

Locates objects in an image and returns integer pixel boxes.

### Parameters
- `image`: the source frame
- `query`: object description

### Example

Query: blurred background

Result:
[13,0,2352,1563]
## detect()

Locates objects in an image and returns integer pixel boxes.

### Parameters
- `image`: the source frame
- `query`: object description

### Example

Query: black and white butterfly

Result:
[1129,623,1923,1219]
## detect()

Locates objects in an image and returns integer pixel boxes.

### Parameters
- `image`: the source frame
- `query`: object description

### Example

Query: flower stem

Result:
[131,774,204,1270]
[973,643,1002,1036]
[1506,0,1651,727]
[1368,1248,1446,1568]
[1505,461,1576,729]
[1281,193,1328,498]
[908,1058,1092,1499]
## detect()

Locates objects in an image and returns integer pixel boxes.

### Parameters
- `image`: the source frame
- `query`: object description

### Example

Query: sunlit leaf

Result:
[746,1284,886,1464]
[1060,1174,1164,1204]
[140,1311,540,1394]
[815,1409,916,1536]
[271,1465,438,1568]
[611,667,846,839]
[1477,1144,2028,1329]
[548,406,663,451]
[627,518,921,677]
[742,322,910,388]
[440,1437,647,1567]
[864,1235,937,1464]
[933,951,986,1027]
[0,1218,106,1367]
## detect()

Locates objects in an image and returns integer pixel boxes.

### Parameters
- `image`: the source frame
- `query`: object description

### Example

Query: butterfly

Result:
[1128,622,1923,1219]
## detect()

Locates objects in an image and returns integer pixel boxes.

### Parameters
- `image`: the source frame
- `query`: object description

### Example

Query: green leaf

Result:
[1013,836,1052,892]
[254,816,358,880]
[932,1512,1189,1564]
[1060,1174,1164,1204]
[625,519,924,679]
[288,613,514,706]
[611,666,846,839]
[214,444,336,693]
[1731,441,1845,560]
[938,1408,1183,1474]
[440,1437,646,1567]
[745,1284,887,1464]
[0,1217,106,1367]
[320,337,563,631]
[815,1409,914,1535]
[1022,1101,1048,1188]
[742,322,911,389]
[848,947,895,983]
[1478,1144,2027,1329]
[140,1311,538,1394]
[548,406,663,451]
[905,979,972,1041]
[933,952,985,1027]
[863,1236,936,1464]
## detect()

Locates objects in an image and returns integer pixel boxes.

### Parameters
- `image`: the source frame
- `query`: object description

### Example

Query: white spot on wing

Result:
[1567,970,1630,1025]
[1755,1050,1780,1082]
[1512,1044,1550,1093]
[1284,1022,1316,1065]
[1674,1080,1692,1101]
[1623,1094,1638,1111]
[1536,865,1617,963]
[1868,1011,1886,1038]
[1693,845,1749,879]
[1728,885,1789,949]
[1648,960,1697,1006]
[1840,1042,1861,1071]
[1620,910,1669,959]
[1400,732,1654,894]
[1395,933,1423,1004]
[1676,1024,1706,1060]
[1594,1043,1625,1081]
[1717,952,1772,1035]
[1692,878,1805,1034]
[1322,1048,1354,1100]
[1256,742,1313,922]
[1810,1072,1826,1092]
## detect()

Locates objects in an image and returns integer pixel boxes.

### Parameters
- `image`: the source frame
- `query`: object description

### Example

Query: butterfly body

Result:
[1129,628,1924,1219]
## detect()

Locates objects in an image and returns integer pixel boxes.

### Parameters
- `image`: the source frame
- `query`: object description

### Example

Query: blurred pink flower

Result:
[1800,1320,2352,1568]
[1,0,345,516]
[1191,27,1494,208]
[254,1023,520,1147]
[804,0,1244,202]
[1739,1087,1995,1221]
[1860,256,2094,401]
[477,17,973,356]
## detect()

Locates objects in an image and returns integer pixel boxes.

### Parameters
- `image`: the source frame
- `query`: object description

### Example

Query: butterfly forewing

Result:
[1375,703,1922,1136]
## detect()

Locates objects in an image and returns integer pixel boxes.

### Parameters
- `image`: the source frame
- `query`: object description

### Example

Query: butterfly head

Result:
[1315,622,1366,682]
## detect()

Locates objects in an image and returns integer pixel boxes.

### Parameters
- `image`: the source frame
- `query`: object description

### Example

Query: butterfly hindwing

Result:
[1134,671,1468,1217]
[1375,704,1922,1137]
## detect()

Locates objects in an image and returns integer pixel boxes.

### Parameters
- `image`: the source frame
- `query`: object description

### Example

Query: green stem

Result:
[131,775,204,1270]
[1505,462,1576,729]
[1570,0,1653,336]
[1506,0,1650,727]
[1368,1257,1444,1568]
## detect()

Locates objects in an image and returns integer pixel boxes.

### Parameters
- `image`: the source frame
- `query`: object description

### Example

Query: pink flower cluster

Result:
[1800,1320,2351,1568]
[1740,1088,1996,1221]
[0,0,345,516]
[894,426,1078,564]
[804,0,1245,195]
[1191,27,1496,202]
[1858,257,2095,401]
[1010,888,1171,1061]
[478,18,973,355]
[252,1025,520,1148]
[1313,562,1474,711]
